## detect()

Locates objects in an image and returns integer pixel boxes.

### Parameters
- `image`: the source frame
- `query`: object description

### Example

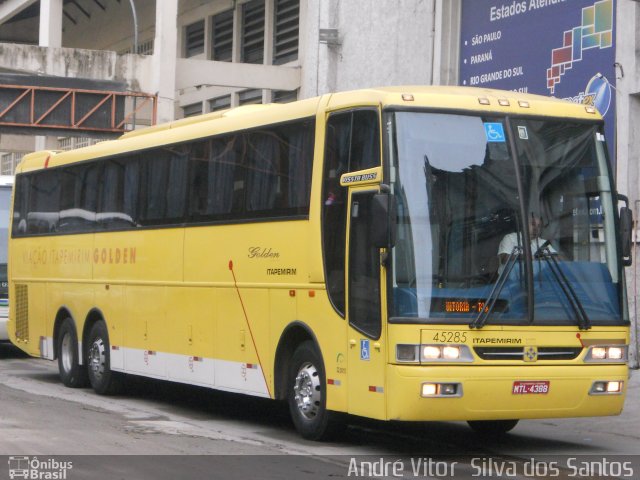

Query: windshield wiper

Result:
[534,246,591,330]
[470,246,522,329]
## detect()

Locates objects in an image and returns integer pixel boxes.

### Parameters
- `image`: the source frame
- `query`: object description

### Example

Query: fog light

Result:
[590,380,623,395]
[421,382,462,397]
[422,346,441,360]
[607,381,622,393]
[422,383,438,396]
[440,384,457,395]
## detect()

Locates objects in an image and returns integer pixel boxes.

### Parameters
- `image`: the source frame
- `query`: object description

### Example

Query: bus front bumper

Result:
[386,364,627,422]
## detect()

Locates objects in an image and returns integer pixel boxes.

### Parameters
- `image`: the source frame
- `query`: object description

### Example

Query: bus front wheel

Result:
[56,318,88,388]
[287,341,341,441]
[467,419,519,436]
[86,320,122,395]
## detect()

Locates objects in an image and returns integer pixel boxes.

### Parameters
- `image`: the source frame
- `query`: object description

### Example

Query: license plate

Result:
[512,381,550,394]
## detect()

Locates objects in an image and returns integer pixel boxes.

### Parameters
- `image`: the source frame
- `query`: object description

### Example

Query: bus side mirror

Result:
[371,193,397,249]
[619,194,633,267]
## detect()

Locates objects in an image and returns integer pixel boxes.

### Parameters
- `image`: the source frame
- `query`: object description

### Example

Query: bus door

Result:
[346,188,387,420]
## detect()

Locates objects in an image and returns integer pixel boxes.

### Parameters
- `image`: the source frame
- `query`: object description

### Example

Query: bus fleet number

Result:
[432,332,467,343]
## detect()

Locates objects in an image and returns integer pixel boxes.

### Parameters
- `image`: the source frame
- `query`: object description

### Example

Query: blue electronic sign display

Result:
[459,0,616,163]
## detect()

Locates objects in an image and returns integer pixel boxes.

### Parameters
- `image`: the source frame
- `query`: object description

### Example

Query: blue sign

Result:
[460,0,616,165]
[484,122,506,142]
[360,339,370,361]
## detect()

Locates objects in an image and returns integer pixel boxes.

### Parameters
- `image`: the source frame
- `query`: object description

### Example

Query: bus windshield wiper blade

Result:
[535,247,591,330]
[470,246,521,329]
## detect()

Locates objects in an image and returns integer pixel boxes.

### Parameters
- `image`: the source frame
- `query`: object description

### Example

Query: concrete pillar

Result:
[152,0,178,123]
[37,0,63,154]
[264,0,275,66]
[433,0,461,86]
[39,0,63,48]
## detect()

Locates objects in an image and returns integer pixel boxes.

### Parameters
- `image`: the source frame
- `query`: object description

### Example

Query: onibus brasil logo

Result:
[8,457,73,480]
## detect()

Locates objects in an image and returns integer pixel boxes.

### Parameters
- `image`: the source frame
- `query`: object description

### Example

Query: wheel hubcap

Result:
[293,362,321,419]
[89,337,106,380]
[60,332,73,373]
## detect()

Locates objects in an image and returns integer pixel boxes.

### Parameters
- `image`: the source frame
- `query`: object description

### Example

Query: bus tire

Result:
[86,320,122,395]
[467,419,519,436]
[56,318,88,388]
[287,341,341,441]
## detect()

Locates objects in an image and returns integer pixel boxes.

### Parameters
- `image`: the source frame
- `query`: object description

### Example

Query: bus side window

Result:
[350,110,380,171]
[27,170,60,234]
[13,176,29,236]
[349,192,381,338]
[98,158,138,230]
[138,147,188,225]
[123,156,140,227]
[322,109,381,316]
[245,131,280,213]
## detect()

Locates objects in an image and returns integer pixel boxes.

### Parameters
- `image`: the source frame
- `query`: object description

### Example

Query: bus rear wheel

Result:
[86,320,122,395]
[287,341,342,441]
[56,318,88,388]
[467,419,519,435]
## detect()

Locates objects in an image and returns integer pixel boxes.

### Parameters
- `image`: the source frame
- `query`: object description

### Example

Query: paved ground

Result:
[0,342,638,479]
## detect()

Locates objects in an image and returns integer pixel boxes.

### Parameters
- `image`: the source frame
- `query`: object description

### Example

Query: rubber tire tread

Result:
[87,320,123,395]
[56,318,88,388]
[287,340,344,441]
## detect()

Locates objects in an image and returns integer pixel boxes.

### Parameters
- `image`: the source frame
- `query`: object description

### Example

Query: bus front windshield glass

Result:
[389,111,624,326]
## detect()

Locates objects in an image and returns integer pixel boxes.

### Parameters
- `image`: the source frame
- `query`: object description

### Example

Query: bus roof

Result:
[15,86,602,173]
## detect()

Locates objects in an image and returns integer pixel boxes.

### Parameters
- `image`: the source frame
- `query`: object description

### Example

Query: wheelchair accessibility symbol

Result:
[484,122,506,143]
[360,339,370,361]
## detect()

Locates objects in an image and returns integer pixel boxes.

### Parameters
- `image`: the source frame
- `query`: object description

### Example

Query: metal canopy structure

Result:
[0,74,157,138]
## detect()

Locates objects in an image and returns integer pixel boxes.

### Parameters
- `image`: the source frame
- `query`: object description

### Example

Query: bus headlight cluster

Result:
[396,344,474,363]
[584,345,627,363]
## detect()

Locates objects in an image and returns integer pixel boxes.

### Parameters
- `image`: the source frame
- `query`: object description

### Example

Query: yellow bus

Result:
[8,86,633,440]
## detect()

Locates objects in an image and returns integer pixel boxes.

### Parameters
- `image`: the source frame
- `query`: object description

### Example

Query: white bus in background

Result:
[0,175,14,340]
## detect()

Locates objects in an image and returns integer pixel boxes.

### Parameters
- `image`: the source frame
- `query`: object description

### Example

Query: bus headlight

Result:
[422,345,442,360]
[420,344,473,363]
[584,345,628,363]
[396,344,420,363]
[442,346,461,360]
[396,344,474,363]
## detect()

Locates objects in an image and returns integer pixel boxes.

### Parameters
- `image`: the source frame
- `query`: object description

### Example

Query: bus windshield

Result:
[389,111,625,326]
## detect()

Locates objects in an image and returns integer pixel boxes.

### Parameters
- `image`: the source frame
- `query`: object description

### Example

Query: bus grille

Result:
[14,284,29,342]
[474,347,582,361]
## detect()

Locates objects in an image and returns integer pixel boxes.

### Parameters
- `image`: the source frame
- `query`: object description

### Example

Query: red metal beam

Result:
[73,93,112,128]
[0,84,158,135]
[34,91,72,125]
[0,88,31,119]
